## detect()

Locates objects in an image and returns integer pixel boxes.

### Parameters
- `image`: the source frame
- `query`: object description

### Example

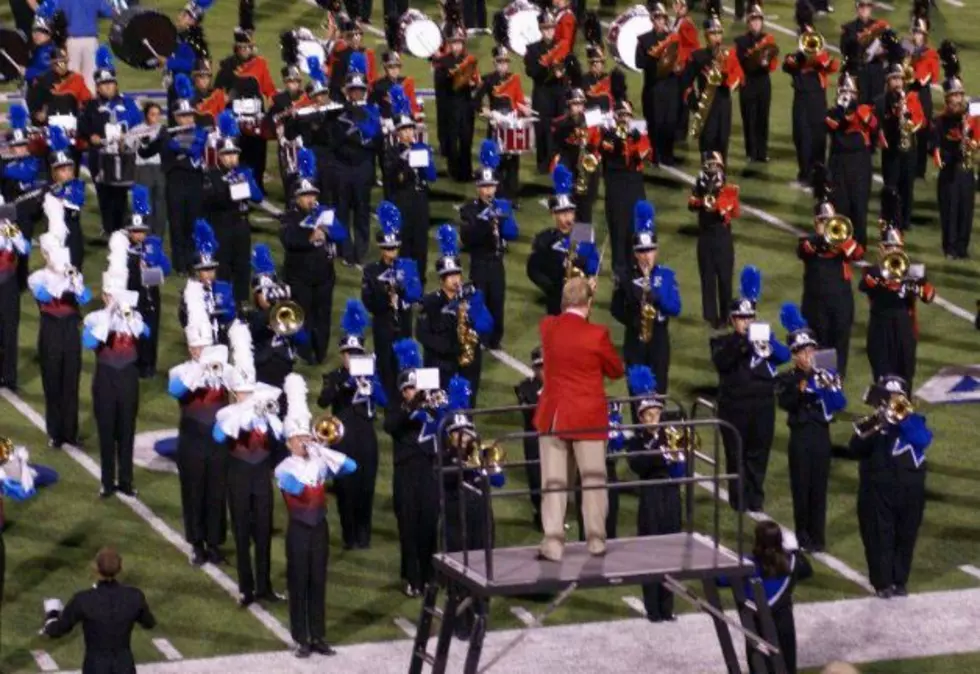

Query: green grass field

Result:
[1,0,980,670]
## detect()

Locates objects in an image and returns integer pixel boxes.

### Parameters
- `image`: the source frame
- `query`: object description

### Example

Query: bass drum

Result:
[0,28,29,83]
[608,5,653,73]
[502,0,541,57]
[398,9,442,59]
[109,7,178,70]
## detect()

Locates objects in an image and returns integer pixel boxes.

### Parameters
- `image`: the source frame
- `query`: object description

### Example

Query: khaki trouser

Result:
[67,37,98,94]
[539,435,608,560]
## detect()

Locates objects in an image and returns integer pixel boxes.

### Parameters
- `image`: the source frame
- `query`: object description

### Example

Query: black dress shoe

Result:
[294,644,312,659]
[892,584,908,597]
[48,438,62,449]
[116,485,138,497]
[256,591,286,604]
[206,547,227,565]
[238,592,255,608]
[191,546,207,566]
[875,587,893,599]
[99,486,115,499]
[311,640,337,656]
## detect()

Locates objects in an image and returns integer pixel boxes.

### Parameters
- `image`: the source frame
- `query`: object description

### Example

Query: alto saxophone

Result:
[574,127,599,195]
[962,116,978,172]
[638,270,658,344]
[457,296,479,367]
[898,91,915,152]
[689,49,725,138]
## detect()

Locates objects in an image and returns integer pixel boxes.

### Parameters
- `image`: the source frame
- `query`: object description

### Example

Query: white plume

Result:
[102,230,131,295]
[42,192,68,245]
[227,319,256,390]
[183,280,212,348]
[283,373,312,439]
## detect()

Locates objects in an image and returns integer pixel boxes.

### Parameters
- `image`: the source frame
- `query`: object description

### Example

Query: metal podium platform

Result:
[408,399,788,674]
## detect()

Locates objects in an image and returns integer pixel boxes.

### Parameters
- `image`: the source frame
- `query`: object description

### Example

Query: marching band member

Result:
[636,3,681,166]
[581,16,613,116]
[551,89,602,224]
[204,111,264,305]
[335,62,383,266]
[514,346,544,530]
[329,20,376,102]
[599,100,652,277]
[826,56,879,247]
[710,266,790,512]
[433,21,479,182]
[524,11,565,175]
[688,152,739,328]
[267,61,311,192]
[682,12,744,160]
[276,373,355,658]
[26,44,91,128]
[783,2,839,187]
[933,43,978,261]
[735,4,778,163]
[169,285,231,566]
[797,166,863,378]
[382,97,436,282]
[840,0,889,106]
[279,162,346,364]
[671,0,701,141]
[214,6,277,193]
[246,244,301,389]
[908,9,939,178]
[0,206,30,391]
[371,50,421,123]
[612,202,681,394]
[384,339,444,597]
[625,366,684,622]
[362,202,423,397]
[476,43,529,203]
[460,142,518,350]
[876,35,925,232]
[859,220,935,387]
[24,1,65,88]
[0,437,40,609]
[45,128,86,269]
[417,226,494,405]
[83,231,149,498]
[178,220,236,346]
[29,232,89,449]
[190,59,228,128]
[213,320,284,607]
[281,58,338,203]
[2,105,44,208]
[850,375,932,598]
[317,300,387,550]
[174,0,212,67]
[552,0,578,58]
[80,47,142,236]
[123,186,171,379]
[776,304,847,552]
[527,166,600,315]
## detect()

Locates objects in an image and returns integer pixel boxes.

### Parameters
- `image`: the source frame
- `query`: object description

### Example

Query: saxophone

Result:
[962,115,978,172]
[898,91,915,152]
[574,126,600,195]
[638,270,658,344]
[456,290,479,367]
[689,49,725,138]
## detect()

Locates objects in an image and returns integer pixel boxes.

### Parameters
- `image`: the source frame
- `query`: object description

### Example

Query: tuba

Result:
[880,249,910,282]
[823,215,853,247]
[312,414,345,445]
[639,270,659,344]
[690,49,725,138]
[269,300,305,336]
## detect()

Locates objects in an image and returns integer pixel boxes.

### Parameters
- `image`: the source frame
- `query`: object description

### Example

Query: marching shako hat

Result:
[787,327,818,353]
[8,128,28,147]
[282,65,302,81]
[839,73,859,94]
[94,67,116,85]
[475,167,498,187]
[856,0,873,6]
[217,137,239,155]
[747,4,765,20]
[703,15,723,35]
[814,200,836,219]
[345,72,368,90]
[880,226,904,248]
[492,46,509,62]
[649,3,668,18]
[173,99,196,116]
[568,88,586,104]
[444,24,466,41]
[376,225,401,249]
[51,47,68,64]
[445,411,475,434]
[394,114,416,131]
[49,148,74,170]
[729,297,757,319]
[436,253,462,278]
[294,177,319,197]
[338,333,365,354]
[615,99,634,117]
[886,63,905,80]
[382,51,401,67]
[637,395,665,414]
[192,58,212,76]
[531,346,543,367]
[586,45,604,62]
[878,374,909,397]
[912,17,929,35]
[398,368,418,390]
[633,230,658,252]
[539,10,557,27]
[548,193,575,213]
[234,27,253,46]
[944,76,964,96]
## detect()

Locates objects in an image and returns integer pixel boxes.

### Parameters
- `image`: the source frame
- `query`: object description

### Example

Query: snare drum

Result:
[398,9,443,59]
[494,115,535,155]
[98,150,136,186]
[502,0,541,57]
[49,114,78,138]
[233,98,263,135]
[608,5,653,73]
[204,131,220,169]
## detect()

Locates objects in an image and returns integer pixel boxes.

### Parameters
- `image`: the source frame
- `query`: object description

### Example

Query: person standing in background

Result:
[10,0,37,38]
[132,103,168,239]
[55,0,115,92]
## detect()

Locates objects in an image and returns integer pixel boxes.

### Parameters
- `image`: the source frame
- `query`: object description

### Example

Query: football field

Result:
[2,0,980,671]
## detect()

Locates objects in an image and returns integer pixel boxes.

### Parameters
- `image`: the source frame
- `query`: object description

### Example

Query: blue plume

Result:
[627,365,656,396]
[196,0,214,10]
[174,73,194,99]
[633,200,655,234]
[218,111,239,138]
[9,104,27,130]
[251,244,276,275]
[167,43,196,74]
[48,126,70,152]
[36,0,56,19]
[291,328,310,346]
[437,224,458,256]
[131,184,150,216]
[356,104,382,139]
[95,45,114,71]
[297,147,317,180]
[576,241,599,276]
[467,290,494,337]
[3,157,40,182]
[371,374,388,407]
[479,139,500,170]
[187,127,208,160]
[349,51,367,75]
[393,338,422,371]
[193,219,218,256]
[212,281,235,320]
[341,298,371,337]
[740,265,762,302]
[122,96,143,128]
[65,180,85,208]
[378,200,401,236]
[553,163,573,195]
[307,56,326,85]
[389,83,411,117]
[143,236,171,275]
[395,258,422,303]
[447,375,472,411]
[779,302,808,333]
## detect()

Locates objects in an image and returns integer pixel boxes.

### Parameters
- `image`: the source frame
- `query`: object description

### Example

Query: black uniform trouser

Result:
[575,170,600,225]
[288,275,334,365]
[93,362,139,492]
[532,87,562,173]
[177,420,227,548]
[166,173,203,273]
[913,88,933,178]
[239,135,267,194]
[697,229,734,325]
[747,605,797,674]
[344,0,370,19]
[866,311,917,388]
[638,483,681,620]
[445,97,476,182]
[470,256,505,348]
[719,398,775,512]
[740,76,771,162]
[829,149,872,247]
[216,223,253,305]
[858,470,926,591]
[228,456,273,596]
[788,423,831,550]
[95,182,129,235]
[937,166,975,258]
[392,189,431,285]
[137,300,160,376]
[699,95,733,161]
[374,320,411,401]
[337,159,374,265]
[383,0,408,18]
[286,517,329,645]
[497,154,520,202]
[859,61,886,107]
[881,148,915,231]
[462,0,487,28]
[315,152,339,208]
[334,425,378,548]
[623,327,670,394]
[644,78,680,164]
[393,457,439,590]
[38,315,81,445]
[604,170,645,278]
[256,354,293,391]
[792,90,828,183]
[801,290,854,378]
[0,278,19,386]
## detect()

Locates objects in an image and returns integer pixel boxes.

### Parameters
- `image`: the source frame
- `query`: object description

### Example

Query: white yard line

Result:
[510,606,537,626]
[0,389,294,647]
[30,651,59,672]
[152,638,185,661]
[393,616,418,638]
[621,595,648,617]
[945,0,965,8]
[958,564,980,581]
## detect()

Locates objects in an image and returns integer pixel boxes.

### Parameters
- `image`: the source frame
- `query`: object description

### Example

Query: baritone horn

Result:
[824,215,853,246]
[880,250,911,281]
[269,300,305,336]
[799,29,824,56]
[313,414,345,445]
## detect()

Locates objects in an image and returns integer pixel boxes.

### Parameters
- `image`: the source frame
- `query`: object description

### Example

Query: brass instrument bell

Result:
[313,414,345,445]
[798,30,824,56]
[880,249,911,282]
[884,393,914,425]
[270,300,305,336]
[0,436,13,464]
[0,222,20,239]
[823,215,853,246]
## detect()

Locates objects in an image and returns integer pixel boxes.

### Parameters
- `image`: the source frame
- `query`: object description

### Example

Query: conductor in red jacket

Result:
[533,277,625,561]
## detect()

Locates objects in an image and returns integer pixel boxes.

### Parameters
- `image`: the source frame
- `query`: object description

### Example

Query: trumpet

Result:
[463,441,506,476]
[855,393,914,438]
[813,368,842,391]
[880,249,911,282]
[269,300,305,336]
[798,29,824,57]
[312,414,345,445]
[354,376,373,398]
[412,388,448,411]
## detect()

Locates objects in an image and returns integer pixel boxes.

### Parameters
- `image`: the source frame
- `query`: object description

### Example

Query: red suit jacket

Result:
[533,311,625,441]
